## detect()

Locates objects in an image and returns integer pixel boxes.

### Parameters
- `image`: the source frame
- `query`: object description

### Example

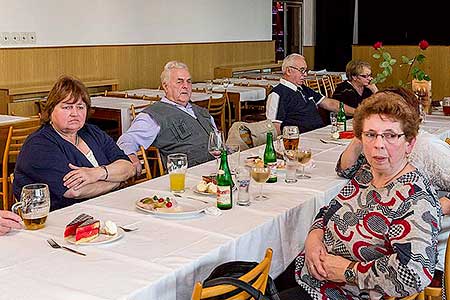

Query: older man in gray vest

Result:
[117,61,217,172]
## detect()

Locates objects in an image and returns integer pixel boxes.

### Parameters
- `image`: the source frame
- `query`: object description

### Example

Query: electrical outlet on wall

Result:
[27,32,36,44]
[10,32,20,44]
[0,32,11,45]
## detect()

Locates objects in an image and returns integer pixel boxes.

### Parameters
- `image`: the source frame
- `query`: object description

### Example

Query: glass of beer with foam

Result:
[282,126,299,150]
[12,183,50,230]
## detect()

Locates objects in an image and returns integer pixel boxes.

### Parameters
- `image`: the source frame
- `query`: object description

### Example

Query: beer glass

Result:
[443,97,450,116]
[12,183,50,230]
[167,153,188,193]
[282,126,299,150]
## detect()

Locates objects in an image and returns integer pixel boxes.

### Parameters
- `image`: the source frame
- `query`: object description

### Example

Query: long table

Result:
[1,116,449,300]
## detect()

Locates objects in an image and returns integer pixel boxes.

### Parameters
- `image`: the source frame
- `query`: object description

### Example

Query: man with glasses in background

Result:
[332,59,378,109]
[266,53,355,134]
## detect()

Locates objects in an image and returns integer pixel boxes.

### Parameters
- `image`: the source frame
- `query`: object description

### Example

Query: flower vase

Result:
[412,79,432,115]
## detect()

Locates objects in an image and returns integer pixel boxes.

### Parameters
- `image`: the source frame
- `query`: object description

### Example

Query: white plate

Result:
[66,228,124,246]
[135,197,209,219]
[193,188,216,197]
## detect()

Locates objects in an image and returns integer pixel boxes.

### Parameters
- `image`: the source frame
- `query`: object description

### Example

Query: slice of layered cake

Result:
[64,213,93,239]
[75,219,100,243]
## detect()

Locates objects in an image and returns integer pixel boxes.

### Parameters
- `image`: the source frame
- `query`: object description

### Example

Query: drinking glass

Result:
[167,153,188,193]
[225,144,240,175]
[329,112,338,136]
[250,166,270,201]
[236,167,251,206]
[282,126,299,150]
[206,80,213,94]
[442,97,450,116]
[283,149,298,183]
[297,147,312,179]
[208,130,225,174]
[12,183,50,230]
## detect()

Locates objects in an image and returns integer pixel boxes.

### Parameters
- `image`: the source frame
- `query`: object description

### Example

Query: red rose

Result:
[373,41,383,50]
[419,40,429,50]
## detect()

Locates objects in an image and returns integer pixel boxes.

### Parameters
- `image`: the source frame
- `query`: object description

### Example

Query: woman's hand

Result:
[304,229,328,280]
[319,253,351,283]
[0,210,23,235]
[63,163,105,190]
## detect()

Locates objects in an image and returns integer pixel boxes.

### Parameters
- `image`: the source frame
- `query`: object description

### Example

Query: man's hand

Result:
[440,196,450,215]
[0,210,23,235]
[128,154,142,176]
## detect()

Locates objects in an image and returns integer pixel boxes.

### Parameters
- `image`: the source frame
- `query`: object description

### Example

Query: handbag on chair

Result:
[203,277,272,300]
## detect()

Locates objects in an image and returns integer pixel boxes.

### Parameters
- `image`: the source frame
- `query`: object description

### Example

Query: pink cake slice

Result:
[64,214,93,239]
[75,219,100,243]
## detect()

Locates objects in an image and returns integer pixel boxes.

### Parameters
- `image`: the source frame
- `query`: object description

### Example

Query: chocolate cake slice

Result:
[75,219,100,243]
[64,214,93,239]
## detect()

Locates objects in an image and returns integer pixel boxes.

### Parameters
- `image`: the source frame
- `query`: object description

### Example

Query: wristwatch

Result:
[344,261,358,285]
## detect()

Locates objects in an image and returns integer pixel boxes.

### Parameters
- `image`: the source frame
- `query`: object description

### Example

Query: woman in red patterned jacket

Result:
[280,92,441,299]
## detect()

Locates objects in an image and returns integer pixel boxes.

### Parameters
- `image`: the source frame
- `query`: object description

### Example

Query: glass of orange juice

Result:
[167,153,188,193]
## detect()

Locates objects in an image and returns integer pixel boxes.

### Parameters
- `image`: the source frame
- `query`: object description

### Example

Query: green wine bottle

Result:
[264,131,277,183]
[216,149,233,210]
[336,101,347,132]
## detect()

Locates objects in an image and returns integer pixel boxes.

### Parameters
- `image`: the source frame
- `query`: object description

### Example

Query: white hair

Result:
[160,61,190,84]
[281,53,306,74]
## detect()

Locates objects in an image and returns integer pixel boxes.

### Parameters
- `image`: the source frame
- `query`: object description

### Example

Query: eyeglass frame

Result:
[288,66,309,75]
[358,73,373,79]
[361,131,406,144]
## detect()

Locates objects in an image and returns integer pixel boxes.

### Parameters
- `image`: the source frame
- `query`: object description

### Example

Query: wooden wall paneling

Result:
[303,46,315,70]
[0,41,276,114]
[352,45,449,99]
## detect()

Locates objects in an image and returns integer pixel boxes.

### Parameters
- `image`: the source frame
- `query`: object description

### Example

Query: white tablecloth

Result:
[214,78,279,88]
[90,97,153,133]
[0,114,29,125]
[191,83,266,102]
[2,117,449,300]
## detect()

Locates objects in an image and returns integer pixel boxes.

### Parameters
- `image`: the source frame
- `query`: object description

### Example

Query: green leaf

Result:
[424,75,431,81]
[381,61,389,68]
[416,71,425,80]
[416,54,425,63]
[401,56,410,64]
[373,53,381,59]
[382,69,390,77]
[379,77,386,83]
[386,65,393,74]
[382,52,392,60]
[411,66,420,75]
[389,58,397,65]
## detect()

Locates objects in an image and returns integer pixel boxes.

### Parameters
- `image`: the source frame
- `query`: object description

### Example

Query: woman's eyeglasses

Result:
[362,131,405,144]
[358,74,372,79]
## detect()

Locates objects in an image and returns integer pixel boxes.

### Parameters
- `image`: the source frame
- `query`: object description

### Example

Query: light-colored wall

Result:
[0,0,272,47]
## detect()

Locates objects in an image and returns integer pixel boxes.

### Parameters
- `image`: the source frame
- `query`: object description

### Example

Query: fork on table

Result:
[47,238,86,256]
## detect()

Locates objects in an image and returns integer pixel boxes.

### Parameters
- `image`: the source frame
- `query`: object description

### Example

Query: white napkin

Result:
[204,206,222,216]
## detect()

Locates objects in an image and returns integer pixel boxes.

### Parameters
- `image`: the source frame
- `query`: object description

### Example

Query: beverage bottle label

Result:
[217,185,232,206]
[266,162,278,181]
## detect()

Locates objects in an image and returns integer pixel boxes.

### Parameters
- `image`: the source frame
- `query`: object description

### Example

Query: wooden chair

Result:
[330,74,344,90]
[104,90,128,98]
[208,94,231,137]
[305,77,321,94]
[130,104,164,179]
[445,137,450,145]
[2,119,41,210]
[320,75,334,97]
[142,95,161,101]
[191,248,273,300]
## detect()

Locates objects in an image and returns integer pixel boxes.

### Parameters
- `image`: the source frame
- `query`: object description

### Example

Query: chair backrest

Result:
[191,248,273,300]
[208,95,228,135]
[2,118,41,210]
[142,95,161,101]
[104,90,128,98]
[305,77,321,94]
[320,75,334,97]
[130,104,164,179]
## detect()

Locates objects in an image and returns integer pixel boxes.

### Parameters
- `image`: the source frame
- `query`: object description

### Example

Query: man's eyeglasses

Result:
[358,74,372,79]
[289,66,308,75]
[362,131,405,144]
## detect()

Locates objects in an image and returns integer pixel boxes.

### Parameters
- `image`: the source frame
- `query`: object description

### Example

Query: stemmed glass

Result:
[250,166,270,201]
[297,147,312,179]
[225,144,240,175]
[208,130,225,174]
[222,78,230,90]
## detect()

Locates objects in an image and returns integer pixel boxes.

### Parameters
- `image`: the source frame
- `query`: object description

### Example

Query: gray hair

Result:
[281,53,306,73]
[160,61,190,84]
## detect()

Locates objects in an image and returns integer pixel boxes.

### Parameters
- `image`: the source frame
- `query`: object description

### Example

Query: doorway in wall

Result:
[272,1,304,61]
